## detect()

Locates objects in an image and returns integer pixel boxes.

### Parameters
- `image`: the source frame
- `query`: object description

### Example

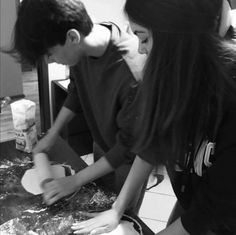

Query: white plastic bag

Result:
[10,99,38,153]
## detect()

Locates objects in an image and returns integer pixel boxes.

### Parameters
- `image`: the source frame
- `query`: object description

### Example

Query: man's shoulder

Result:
[117,32,147,82]
[105,22,147,82]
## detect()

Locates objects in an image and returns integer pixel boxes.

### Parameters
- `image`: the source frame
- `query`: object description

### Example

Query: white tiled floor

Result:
[81,154,177,234]
[80,153,94,166]
[139,171,176,233]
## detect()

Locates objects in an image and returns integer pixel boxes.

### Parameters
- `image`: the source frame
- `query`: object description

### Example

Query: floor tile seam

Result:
[140,216,168,223]
[145,191,176,198]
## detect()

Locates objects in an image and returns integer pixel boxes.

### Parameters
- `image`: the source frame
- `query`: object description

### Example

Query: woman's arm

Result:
[71,155,153,235]
[112,155,153,215]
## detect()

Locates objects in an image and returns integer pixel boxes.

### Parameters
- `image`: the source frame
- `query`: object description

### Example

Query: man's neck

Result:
[82,24,111,58]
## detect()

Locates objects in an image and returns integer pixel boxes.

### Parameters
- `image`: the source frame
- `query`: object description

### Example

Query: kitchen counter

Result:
[0,136,87,171]
[0,137,154,235]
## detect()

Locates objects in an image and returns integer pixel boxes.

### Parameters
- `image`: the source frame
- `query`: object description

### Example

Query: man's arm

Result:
[49,106,75,135]
[43,155,115,205]
[33,106,75,154]
[44,154,152,209]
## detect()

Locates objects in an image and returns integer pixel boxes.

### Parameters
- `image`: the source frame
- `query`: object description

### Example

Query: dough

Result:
[21,165,66,195]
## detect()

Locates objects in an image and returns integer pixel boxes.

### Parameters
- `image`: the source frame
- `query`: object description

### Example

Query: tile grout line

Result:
[145,191,176,197]
[140,216,168,224]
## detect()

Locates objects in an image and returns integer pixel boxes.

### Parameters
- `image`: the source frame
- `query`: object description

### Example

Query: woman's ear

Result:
[66,29,81,44]
[218,0,232,37]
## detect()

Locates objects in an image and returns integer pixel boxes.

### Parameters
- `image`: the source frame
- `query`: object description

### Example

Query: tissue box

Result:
[10,99,38,153]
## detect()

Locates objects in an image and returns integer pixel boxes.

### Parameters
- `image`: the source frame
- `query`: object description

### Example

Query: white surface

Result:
[81,0,127,28]
[21,165,66,195]
[58,79,70,90]
[231,9,236,27]
[101,220,140,235]
[33,153,53,186]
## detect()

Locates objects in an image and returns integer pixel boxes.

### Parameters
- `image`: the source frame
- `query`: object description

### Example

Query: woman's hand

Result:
[43,175,79,205]
[71,208,121,235]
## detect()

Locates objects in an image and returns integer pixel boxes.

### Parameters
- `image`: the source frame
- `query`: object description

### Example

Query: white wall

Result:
[231,9,236,26]
[81,0,127,28]
[0,0,23,98]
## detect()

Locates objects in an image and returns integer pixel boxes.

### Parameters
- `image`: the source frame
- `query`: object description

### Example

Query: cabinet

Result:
[51,79,93,156]
[0,0,23,99]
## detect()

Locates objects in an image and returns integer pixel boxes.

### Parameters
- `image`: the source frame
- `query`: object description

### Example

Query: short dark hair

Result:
[5,0,93,65]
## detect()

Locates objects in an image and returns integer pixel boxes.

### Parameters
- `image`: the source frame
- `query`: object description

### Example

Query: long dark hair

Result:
[125,0,236,164]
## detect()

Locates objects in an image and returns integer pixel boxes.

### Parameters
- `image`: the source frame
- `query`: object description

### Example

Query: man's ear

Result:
[66,29,81,44]
[218,0,232,37]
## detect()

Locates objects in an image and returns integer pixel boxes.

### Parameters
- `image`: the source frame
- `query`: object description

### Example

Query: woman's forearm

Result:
[112,155,153,216]
[75,156,114,187]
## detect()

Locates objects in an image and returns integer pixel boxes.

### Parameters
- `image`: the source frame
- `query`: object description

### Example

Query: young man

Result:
[8,0,146,214]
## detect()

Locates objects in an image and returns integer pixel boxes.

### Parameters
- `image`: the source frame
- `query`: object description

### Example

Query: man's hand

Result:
[71,208,121,235]
[43,175,79,205]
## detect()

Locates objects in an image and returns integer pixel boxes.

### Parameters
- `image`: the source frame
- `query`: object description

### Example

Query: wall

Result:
[232,9,236,26]
[81,0,127,28]
[0,0,23,99]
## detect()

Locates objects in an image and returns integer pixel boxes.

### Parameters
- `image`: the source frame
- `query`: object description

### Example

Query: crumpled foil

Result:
[0,158,116,234]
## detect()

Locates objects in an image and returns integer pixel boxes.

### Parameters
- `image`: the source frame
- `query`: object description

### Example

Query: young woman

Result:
[72,0,236,234]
